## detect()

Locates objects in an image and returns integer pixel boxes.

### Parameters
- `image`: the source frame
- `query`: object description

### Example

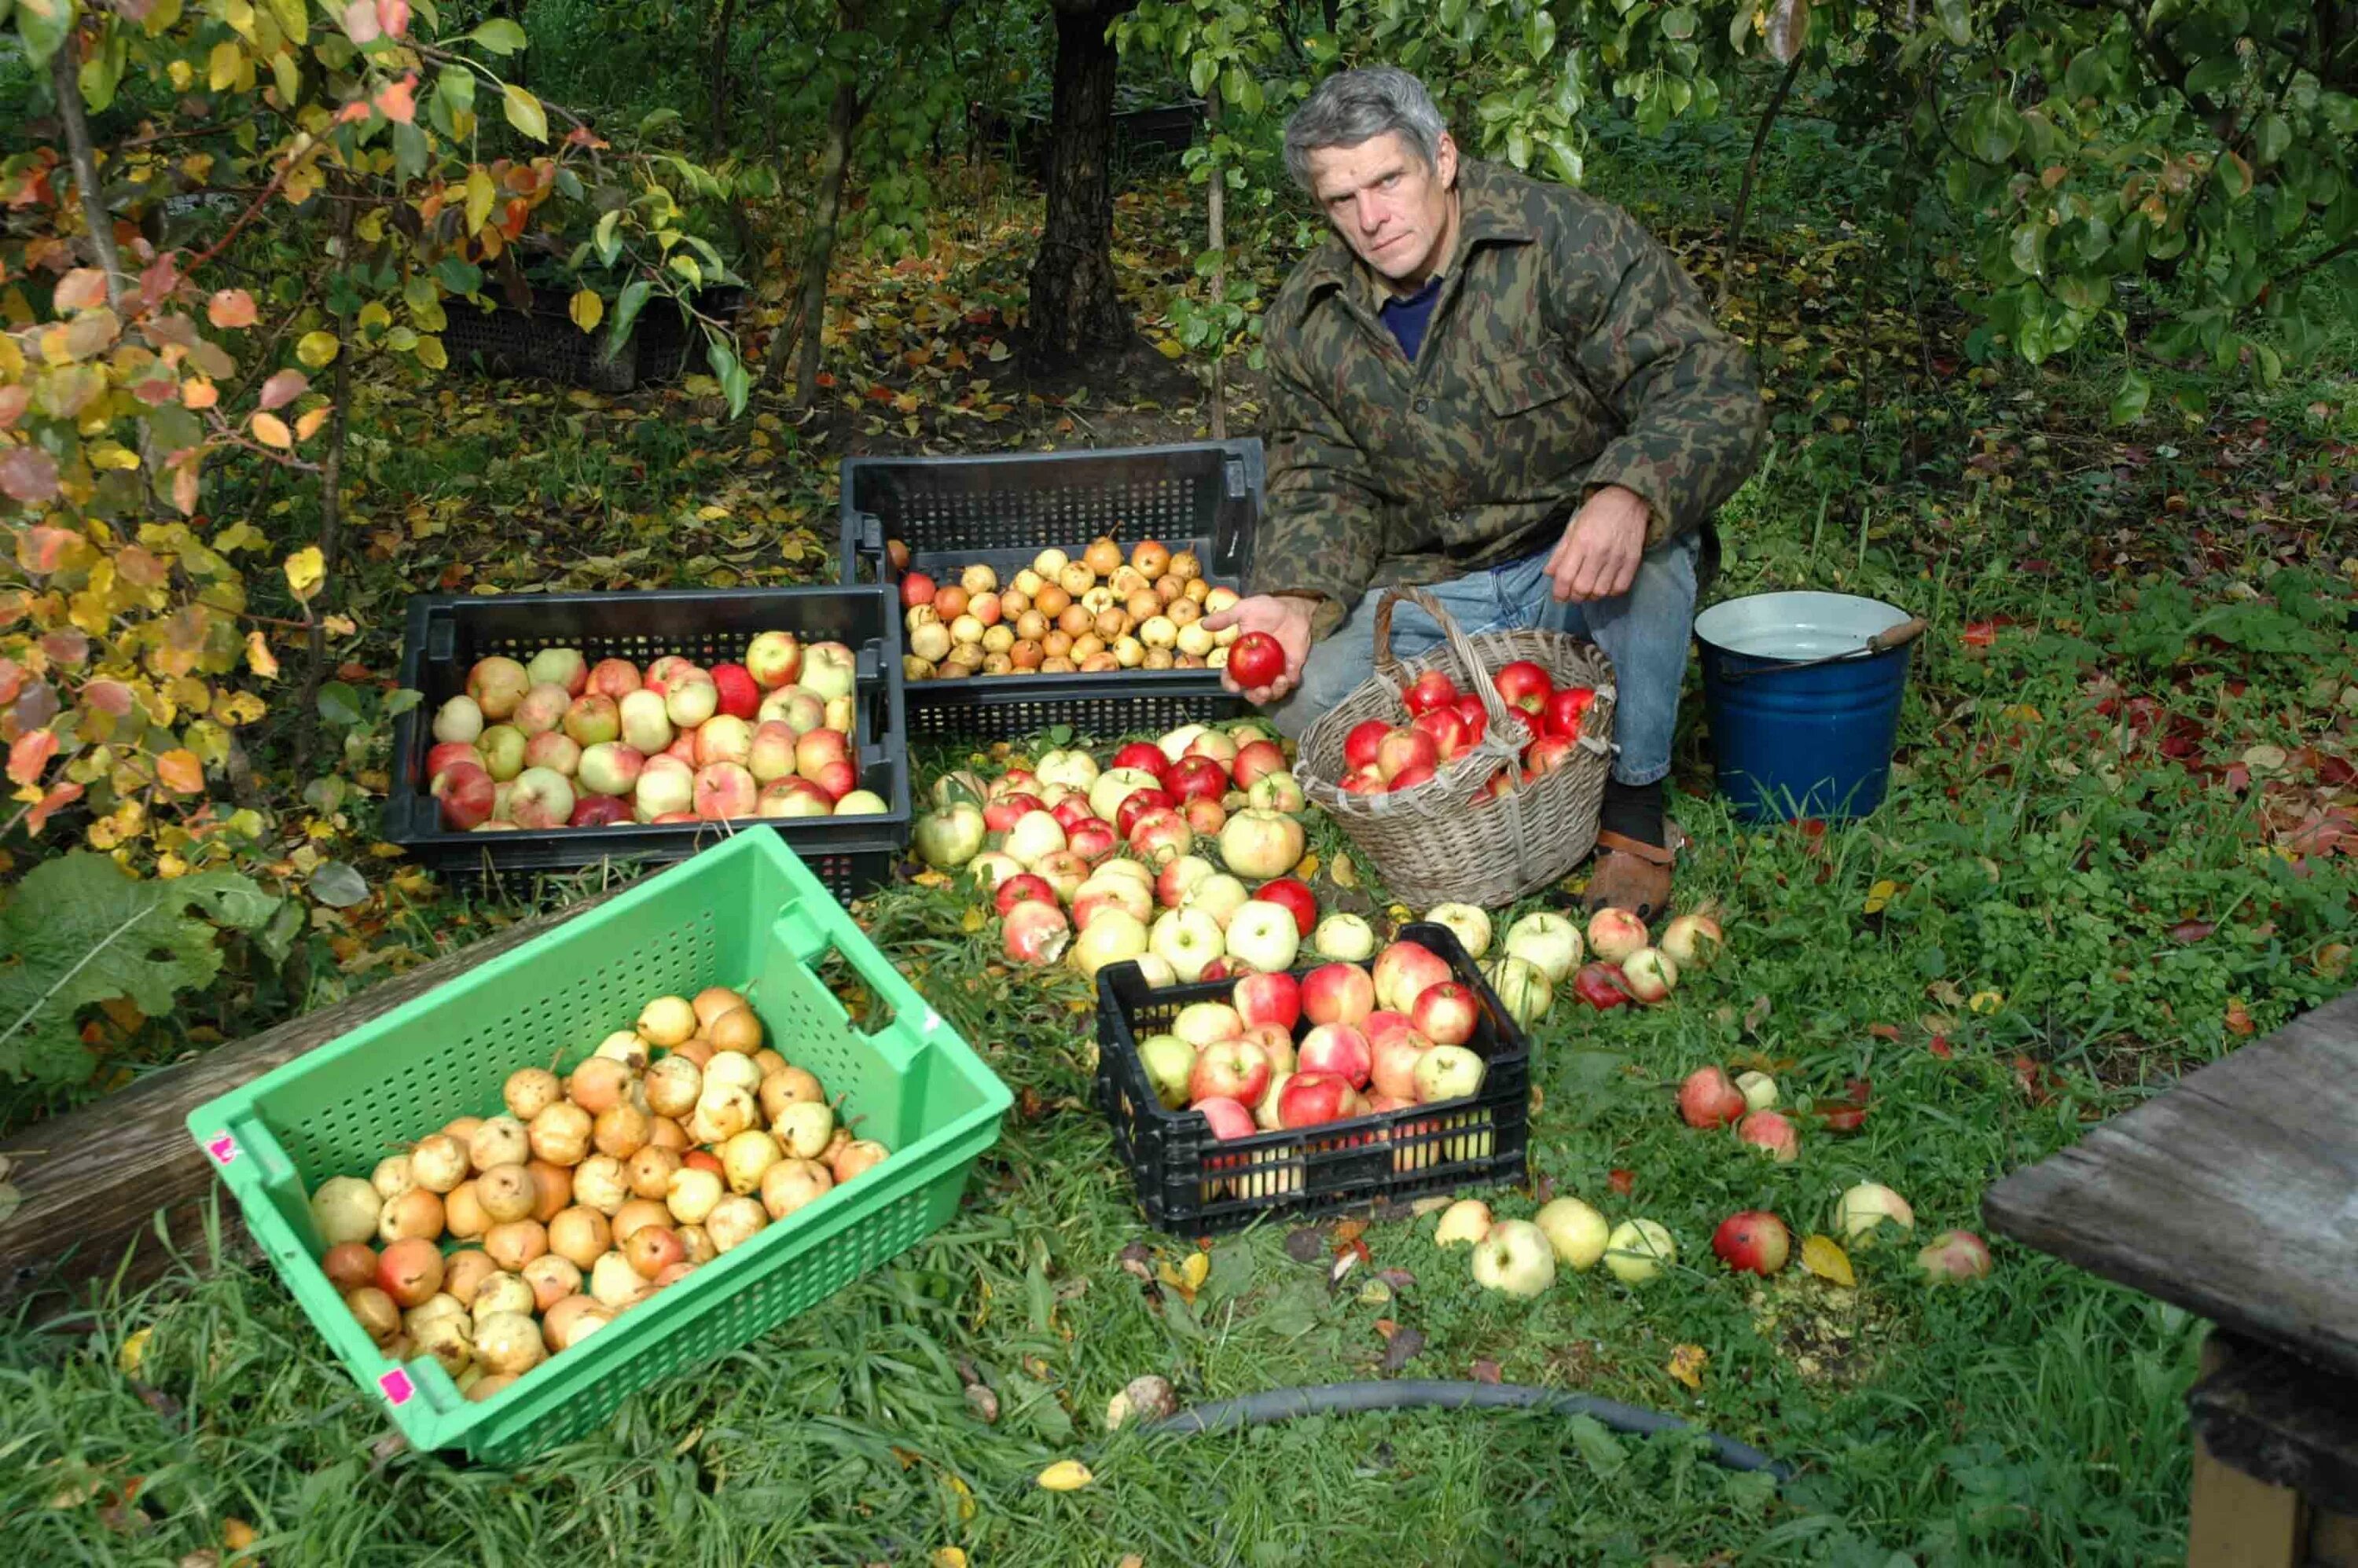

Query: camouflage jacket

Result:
[1247,160,1765,637]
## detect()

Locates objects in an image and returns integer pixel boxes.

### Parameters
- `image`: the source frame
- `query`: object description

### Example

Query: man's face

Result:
[1306,130,1460,288]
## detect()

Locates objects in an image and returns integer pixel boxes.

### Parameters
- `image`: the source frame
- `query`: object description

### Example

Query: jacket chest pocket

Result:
[1471,347,1596,420]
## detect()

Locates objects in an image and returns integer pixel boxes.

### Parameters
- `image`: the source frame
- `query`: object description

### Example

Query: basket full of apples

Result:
[1295,586,1617,909]
[1093,922,1531,1233]
[386,587,909,894]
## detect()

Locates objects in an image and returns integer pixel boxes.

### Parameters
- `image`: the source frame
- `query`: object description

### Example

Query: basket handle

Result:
[1369,585,1523,750]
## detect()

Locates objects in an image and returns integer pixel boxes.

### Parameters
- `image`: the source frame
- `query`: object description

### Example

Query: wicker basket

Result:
[1296,586,1617,908]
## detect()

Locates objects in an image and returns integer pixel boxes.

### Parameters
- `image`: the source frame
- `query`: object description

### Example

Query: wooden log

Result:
[0,889,619,1307]
[1983,986,2358,1380]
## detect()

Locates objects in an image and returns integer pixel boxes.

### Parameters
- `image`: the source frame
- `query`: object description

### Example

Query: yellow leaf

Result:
[209,40,242,92]
[296,406,329,440]
[296,330,340,369]
[182,378,219,409]
[2000,703,2042,723]
[284,545,324,600]
[1666,1342,1707,1390]
[118,1327,152,1375]
[932,1551,968,1568]
[948,1474,975,1522]
[156,749,206,794]
[961,907,985,933]
[502,83,549,141]
[1329,853,1358,889]
[244,630,279,680]
[1180,1250,1209,1291]
[696,504,730,520]
[1291,852,1318,880]
[87,441,140,471]
[1968,990,2004,1015]
[569,289,604,332]
[466,167,496,234]
[1801,1234,1856,1287]
[1035,1460,1093,1492]
[414,335,446,371]
[251,411,292,449]
[1863,878,1897,914]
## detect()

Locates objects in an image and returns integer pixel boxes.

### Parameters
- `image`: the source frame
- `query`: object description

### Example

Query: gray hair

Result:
[1282,67,1449,193]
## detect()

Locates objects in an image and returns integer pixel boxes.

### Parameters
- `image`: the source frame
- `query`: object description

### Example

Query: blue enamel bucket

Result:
[1693,592,1925,823]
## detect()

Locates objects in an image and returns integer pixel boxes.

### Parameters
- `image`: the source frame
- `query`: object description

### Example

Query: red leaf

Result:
[0,447,61,505]
[83,678,134,715]
[2169,920,2215,943]
[1607,1168,1635,1198]
[1867,1023,1901,1041]
[25,780,83,834]
[2319,755,2356,788]
[376,0,411,35]
[1926,1034,1953,1059]
[7,728,58,786]
[374,74,417,125]
[2224,1000,2255,1037]
[259,369,309,411]
[53,269,108,311]
[207,289,258,329]
[1960,621,1997,648]
[41,630,87,667]
[1470,1358,1502,1385]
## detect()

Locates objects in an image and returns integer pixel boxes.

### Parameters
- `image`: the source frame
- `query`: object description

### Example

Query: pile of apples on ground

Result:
[427,633,887,831]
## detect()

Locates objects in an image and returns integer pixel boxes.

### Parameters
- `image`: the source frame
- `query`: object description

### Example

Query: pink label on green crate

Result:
[204,1132,239,1165]
[378,1368,415,1406]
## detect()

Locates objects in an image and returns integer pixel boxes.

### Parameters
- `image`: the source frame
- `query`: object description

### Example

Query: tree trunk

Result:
[1715,51,1805,312]
[706,0,741,155]
[1204,83,1226,440]
[1027,0,1137,361]
[52,41,125,309]
[792,79,862,411]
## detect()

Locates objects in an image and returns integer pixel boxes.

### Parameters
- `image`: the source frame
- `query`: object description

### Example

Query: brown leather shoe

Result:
[1581,822,1683,924]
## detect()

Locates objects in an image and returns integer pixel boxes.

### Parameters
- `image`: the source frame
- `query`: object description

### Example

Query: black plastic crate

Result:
[838,440,1265,743]
[385,587,909,897]
[441,287,747,392]
[1093,923,1531,1235]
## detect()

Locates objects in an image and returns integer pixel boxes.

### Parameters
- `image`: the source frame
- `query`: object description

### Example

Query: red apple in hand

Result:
[1344,719,1390,772]
[1493,659,1553,714]
[1227,632,1287,691]
[1402,670,1457,716]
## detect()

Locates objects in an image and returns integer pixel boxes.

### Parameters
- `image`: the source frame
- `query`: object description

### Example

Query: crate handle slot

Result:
[769,913,910,1046]
[1223,454,1248,501]
[426,613,456,664]
[855,512,885,561]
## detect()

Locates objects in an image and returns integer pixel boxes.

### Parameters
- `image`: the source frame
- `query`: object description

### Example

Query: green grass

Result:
[6,110,2357,1565]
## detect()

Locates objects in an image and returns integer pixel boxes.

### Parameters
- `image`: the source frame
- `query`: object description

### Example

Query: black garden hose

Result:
[1139,1379,1793,1480]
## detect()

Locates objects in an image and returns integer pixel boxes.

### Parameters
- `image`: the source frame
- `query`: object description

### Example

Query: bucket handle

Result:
[1713,616,1928,681]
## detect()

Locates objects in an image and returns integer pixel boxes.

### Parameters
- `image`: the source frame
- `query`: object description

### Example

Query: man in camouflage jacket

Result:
[1207,65,1765,919]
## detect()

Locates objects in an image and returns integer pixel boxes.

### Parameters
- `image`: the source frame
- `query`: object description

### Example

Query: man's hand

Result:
[1548,484,1652,604]
[1203,593,1317,704]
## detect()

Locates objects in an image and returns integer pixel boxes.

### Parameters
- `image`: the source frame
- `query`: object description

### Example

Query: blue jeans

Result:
[1267,531,1699,787]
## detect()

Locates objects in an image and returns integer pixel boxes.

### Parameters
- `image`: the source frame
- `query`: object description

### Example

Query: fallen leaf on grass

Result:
[1036,1460,1093,1491]
[1470,1358,1503,1384]
[1802,1235,1856,1287]
[1379,1324,1427,1374]
[1607,1168,1635,1198]
[1284,1227,1327,1264]
[2225,999,2255,1037]
[117,1327,152,1375]
[1666,1343,1708,1390]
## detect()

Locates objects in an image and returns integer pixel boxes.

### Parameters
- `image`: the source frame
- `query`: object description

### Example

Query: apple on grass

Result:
[1603,1219,1677,1285]
[1225,900,1301,973]
[1030,850,1091,903]
[1501,911,1583,984]
[1069,911,1150,982]
[1533,1197,1611,1269]
[1232,739,1287,788]
[1735,1070,1779,1111]
[1586,906,1650,965]
[1469,1219,1555,1297]
[1710,1210,1791,1276]
[1148,908,1225,984]
[1128,809,1195,868]
[1073,878,1152,931]
[1254,877,1317,938]
[1481,956,1552,1029]
[1837,1183,1915,1245]
[1736,1110,1798,1162]
[994,874,1059,917]
[1218,808,1305,881]
[1422,902,1491,960]
[1001,902,1071,966]
[1916,1229,1993,1283]
[1620,947,1678,1004]
[1246,771,1306,815]
[1677,1067,1748,1129]
[1183,874,1250,930]
[1311,913,1376,961]
[1433,1199,1492,1247]
[1155,854,1216,909]
[1137,1034,1197,1111]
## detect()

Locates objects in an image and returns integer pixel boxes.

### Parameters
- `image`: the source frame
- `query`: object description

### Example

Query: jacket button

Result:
[1412,397,1431,413]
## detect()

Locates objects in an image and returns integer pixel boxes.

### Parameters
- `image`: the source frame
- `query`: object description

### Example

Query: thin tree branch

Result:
[1717,51,1805,311]
[53,36,128,309]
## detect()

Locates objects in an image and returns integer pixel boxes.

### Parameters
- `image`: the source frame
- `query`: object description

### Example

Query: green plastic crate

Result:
[186,829,1010,1465]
